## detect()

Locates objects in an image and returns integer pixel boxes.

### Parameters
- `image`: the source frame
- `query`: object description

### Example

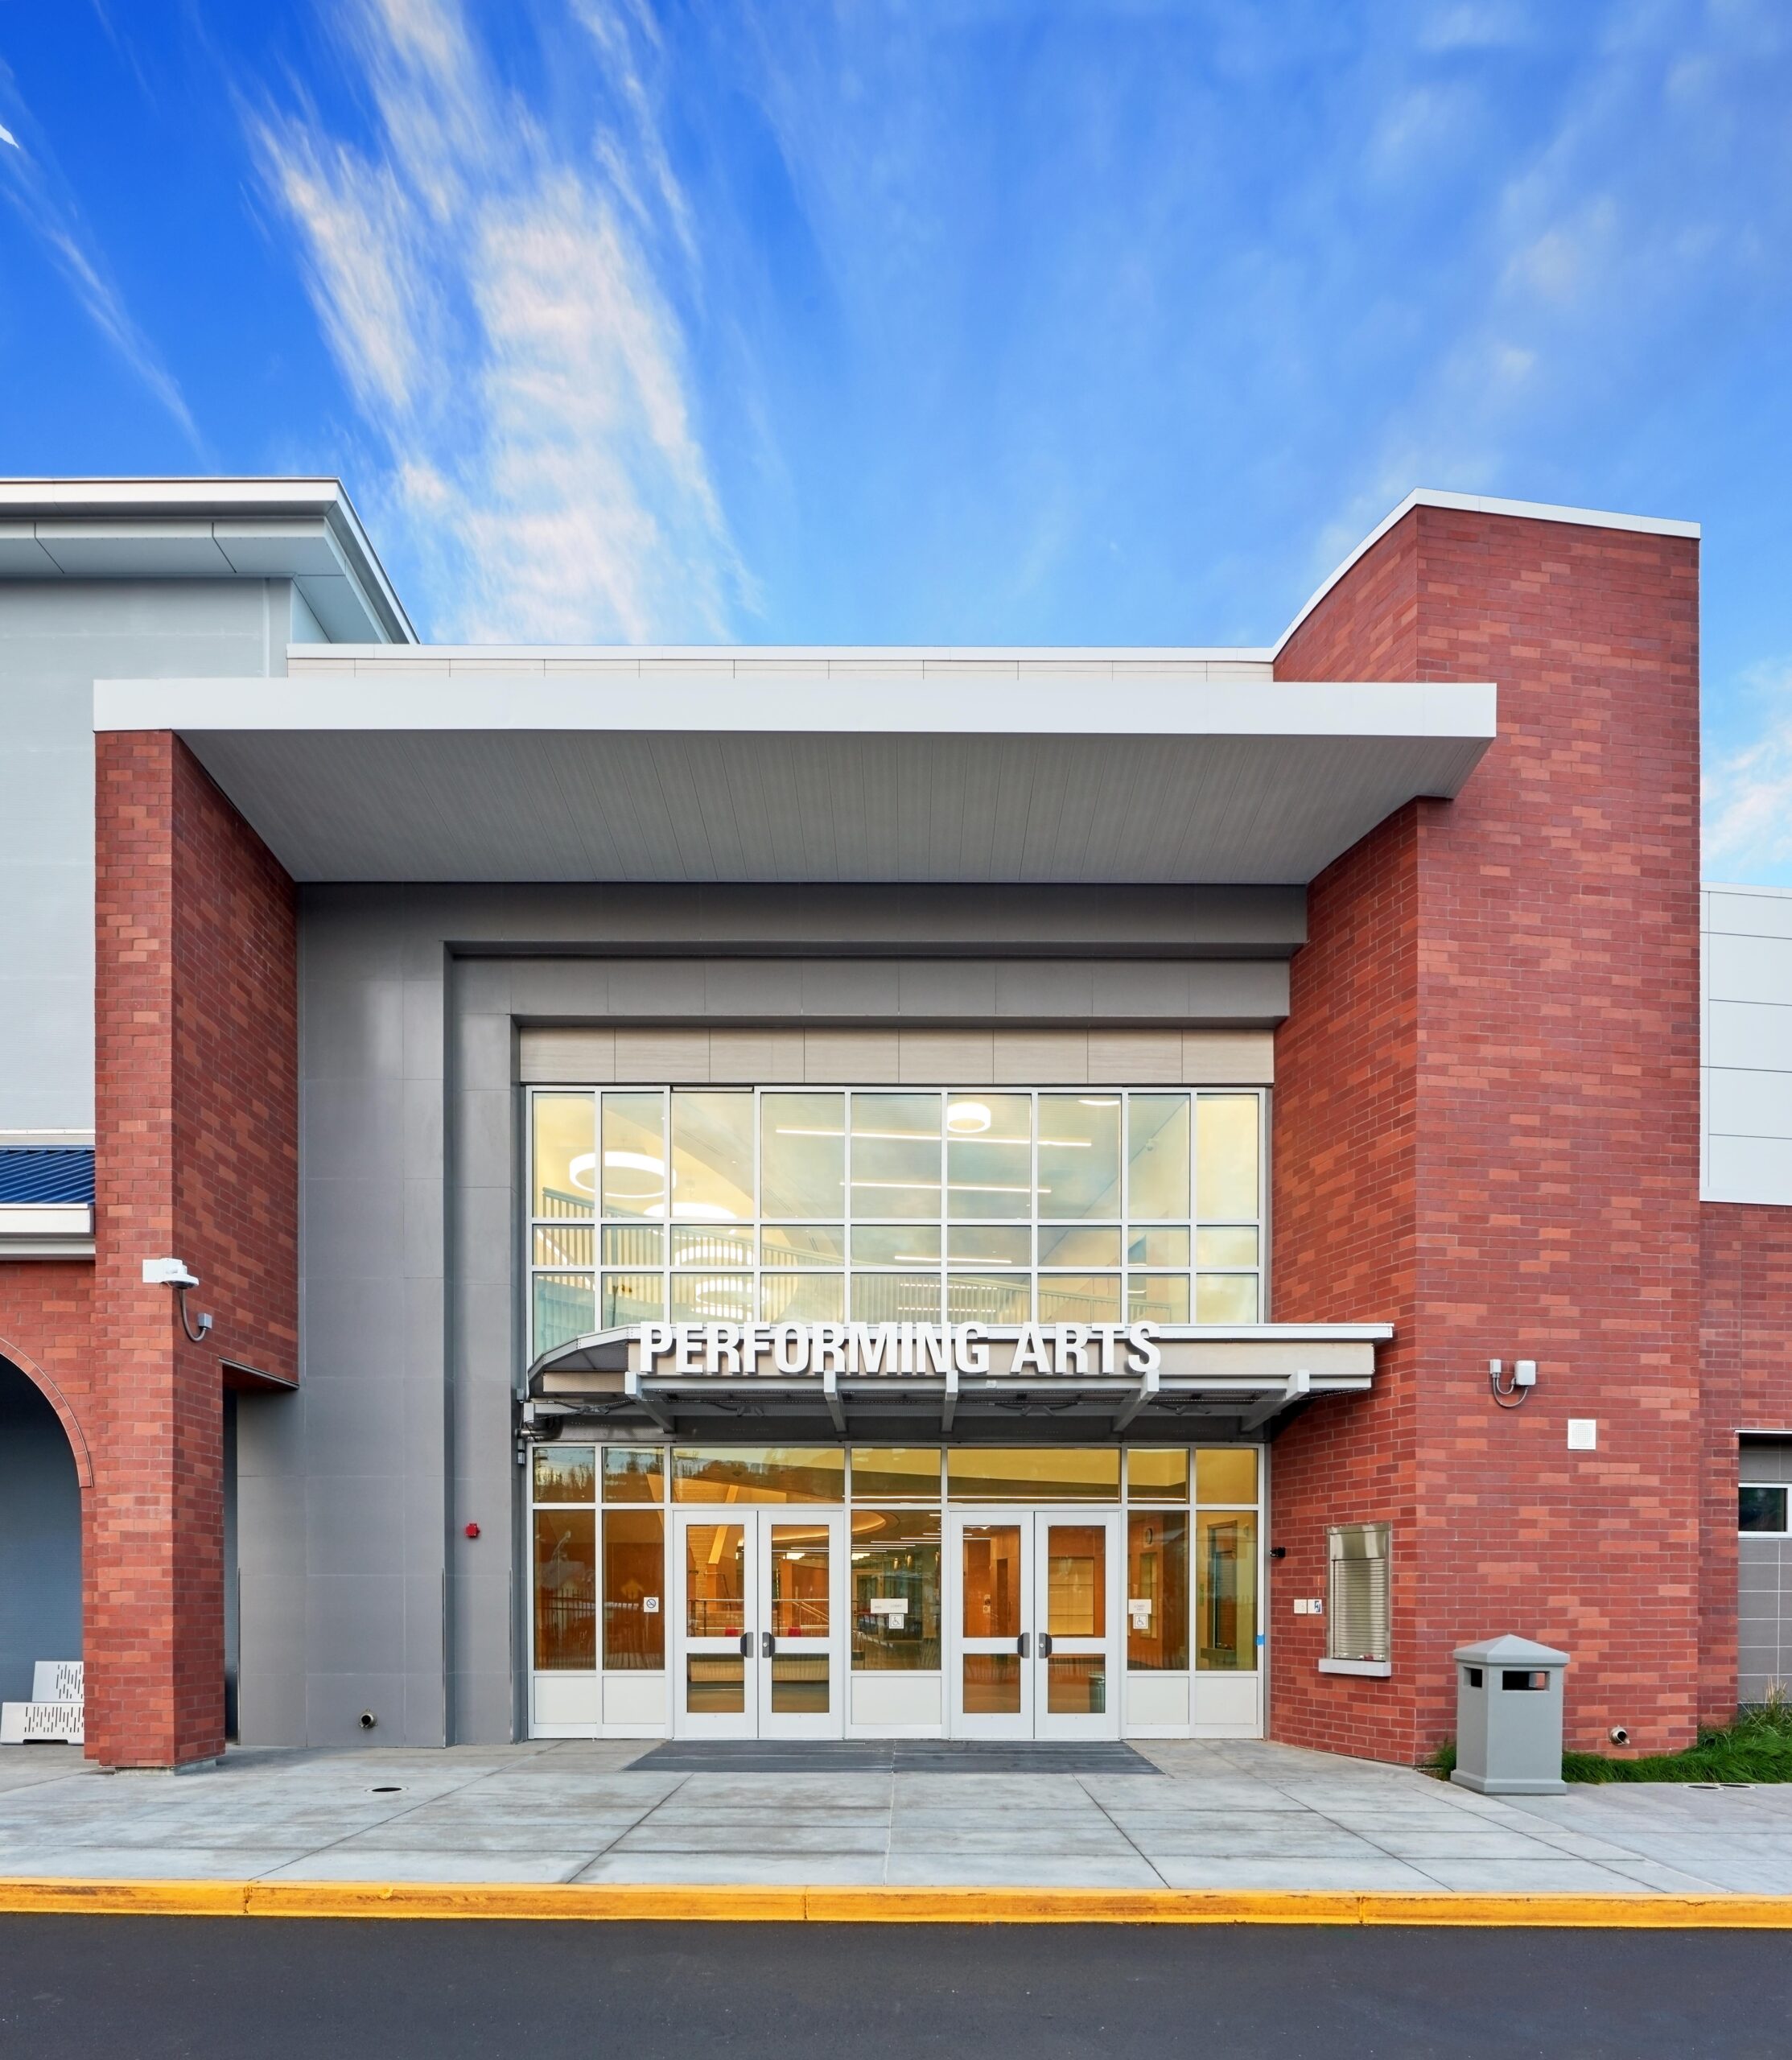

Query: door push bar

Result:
[1015,1633,1057,1657]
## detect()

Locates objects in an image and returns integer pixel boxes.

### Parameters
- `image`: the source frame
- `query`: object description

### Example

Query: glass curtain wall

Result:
[529,1087,1267,1358]
[529,1444,1263,1700]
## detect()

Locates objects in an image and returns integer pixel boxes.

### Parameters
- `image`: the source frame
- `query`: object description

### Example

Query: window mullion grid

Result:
[659,1086,670,1324]
[937,1088,947,1323]
[1118,1086,1129,1326]
[1028,1086,1039,1325]
[752,1083,762,1328]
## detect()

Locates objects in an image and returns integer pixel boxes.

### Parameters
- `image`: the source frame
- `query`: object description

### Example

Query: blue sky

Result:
[2,1,1790,881]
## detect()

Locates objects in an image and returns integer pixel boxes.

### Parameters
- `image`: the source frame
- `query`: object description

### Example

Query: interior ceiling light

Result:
[947,1101,993,1135]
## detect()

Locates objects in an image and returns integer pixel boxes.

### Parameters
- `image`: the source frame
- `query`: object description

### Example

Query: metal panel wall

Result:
[240,882,1300,1748]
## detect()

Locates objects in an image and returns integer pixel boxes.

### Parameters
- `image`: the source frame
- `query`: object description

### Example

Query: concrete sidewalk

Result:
[0,1738,1788,1895]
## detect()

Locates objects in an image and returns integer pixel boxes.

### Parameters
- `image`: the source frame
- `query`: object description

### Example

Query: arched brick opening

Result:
[0,1350,86,1706]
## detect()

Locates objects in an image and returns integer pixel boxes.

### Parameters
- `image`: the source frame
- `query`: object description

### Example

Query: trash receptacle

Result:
[1450,1634,1568,1794]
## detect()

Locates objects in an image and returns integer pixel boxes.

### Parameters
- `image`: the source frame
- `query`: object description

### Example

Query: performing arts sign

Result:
[636,1321,1163,1378]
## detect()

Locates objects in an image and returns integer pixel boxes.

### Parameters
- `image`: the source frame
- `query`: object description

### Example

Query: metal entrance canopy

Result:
[525,1323,1390,1440]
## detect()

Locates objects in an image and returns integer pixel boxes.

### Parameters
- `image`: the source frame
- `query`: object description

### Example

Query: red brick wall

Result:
[1700,1201,1792,1721]
[1271,505,1703,1761]
[0,1265,95,1487]
[91,732,297,1767]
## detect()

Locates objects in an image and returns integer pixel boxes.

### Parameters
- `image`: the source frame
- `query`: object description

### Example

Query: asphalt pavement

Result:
[1,1916,1788,2059]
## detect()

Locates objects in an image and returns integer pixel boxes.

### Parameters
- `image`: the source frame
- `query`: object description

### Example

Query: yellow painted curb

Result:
[2,1878,1791,1926]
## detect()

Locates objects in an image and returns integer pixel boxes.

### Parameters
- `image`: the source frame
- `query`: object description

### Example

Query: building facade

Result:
[1,479,1788,1769]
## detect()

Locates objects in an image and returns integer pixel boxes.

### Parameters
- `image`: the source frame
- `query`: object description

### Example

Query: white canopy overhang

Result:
[93,667,1493,884]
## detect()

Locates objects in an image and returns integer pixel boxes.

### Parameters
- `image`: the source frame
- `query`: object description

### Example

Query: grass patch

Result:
[1423,1696,1792,1785]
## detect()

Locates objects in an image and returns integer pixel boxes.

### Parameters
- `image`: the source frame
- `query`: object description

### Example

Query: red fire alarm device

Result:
[463,1522,480,1539]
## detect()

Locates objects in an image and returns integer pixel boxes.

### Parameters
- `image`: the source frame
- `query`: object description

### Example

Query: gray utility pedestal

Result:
[1450,1634,1569,1795]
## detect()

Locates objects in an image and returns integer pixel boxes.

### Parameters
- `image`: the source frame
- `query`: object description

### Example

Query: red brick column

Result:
[92,734,297,1768]
[1271,505,1703,1761]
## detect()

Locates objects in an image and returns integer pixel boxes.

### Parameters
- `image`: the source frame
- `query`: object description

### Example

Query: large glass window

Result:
[529,1440,1263,1691]
[1197,1510,1259,1671]
[1127,1511,1189,1670]
[533,1507,596,1670]
[671,1446,847,1504]
[530,1086,1266,1357]
[851,1510,941,1670]
[604,1510,665,1669]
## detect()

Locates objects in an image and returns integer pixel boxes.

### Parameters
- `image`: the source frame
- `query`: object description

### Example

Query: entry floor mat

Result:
[624,1739,1163,1774]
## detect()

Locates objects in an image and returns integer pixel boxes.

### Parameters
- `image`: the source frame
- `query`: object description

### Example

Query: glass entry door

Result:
[670,1509,846,1739]
[947,1510,1123,1741]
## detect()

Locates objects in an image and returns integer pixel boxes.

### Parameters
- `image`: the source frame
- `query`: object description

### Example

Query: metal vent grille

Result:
[1327,1522,1390,1663]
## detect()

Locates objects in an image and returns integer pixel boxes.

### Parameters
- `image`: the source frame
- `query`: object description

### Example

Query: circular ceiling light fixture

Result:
[947,1100,993,1135]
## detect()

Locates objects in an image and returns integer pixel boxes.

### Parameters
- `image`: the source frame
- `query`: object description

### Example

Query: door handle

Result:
[761,1630,775,1658]
[738,1631,752,1657]
[1040,1633,1055,1658]
[1016,1632,1030,1658]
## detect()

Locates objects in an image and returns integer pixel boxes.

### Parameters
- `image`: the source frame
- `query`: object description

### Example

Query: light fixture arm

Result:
[175,1284,215,1344]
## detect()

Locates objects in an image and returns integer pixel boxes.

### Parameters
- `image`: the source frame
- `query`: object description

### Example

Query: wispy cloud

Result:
[0,57,199,443]
[1707,660,1792,880]
[250,0,744,641]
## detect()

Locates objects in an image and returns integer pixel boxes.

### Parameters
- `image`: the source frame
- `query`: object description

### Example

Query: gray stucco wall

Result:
[236,881,1299,1749]
[0,1359,82,1704]
[0,579,299,1134]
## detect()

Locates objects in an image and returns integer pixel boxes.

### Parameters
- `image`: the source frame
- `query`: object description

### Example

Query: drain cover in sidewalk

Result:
[626,1739,1162,1774]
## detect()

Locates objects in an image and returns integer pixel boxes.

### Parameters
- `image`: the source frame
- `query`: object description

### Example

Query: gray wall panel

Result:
[0,579,286,1131]
[257,880,1304,1749]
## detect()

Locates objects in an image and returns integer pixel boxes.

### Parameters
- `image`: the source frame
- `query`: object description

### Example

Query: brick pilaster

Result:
[91,733,297,1768]
[1271,507,1703,1760]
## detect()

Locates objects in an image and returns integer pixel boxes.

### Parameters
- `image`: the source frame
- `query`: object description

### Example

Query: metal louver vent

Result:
[1327,1522,1390,1663]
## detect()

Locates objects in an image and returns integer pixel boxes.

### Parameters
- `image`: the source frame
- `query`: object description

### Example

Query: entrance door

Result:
[670,1510,846,1739]
[948,1510,1123,1741]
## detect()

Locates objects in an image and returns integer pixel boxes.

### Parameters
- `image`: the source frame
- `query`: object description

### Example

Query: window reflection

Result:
[602,1093,665,1220]
[1127,1096,1191,1221]
[670,1092,754,1223]
[532,1087,1266,1358]
[683,1522,746,1635]
[962,1524,1023,1638]
[533,1509,595,1669]
[533,1273,594,1354]
[672,1447,847,1504]
[760,1092,845,1218]
[604,1510,665,1669]
[851,1512,942,1671]
[1127,1511,1188,1670]
[851,1094,942,1219]
[946,1094,1032,1220]
[533,1093,595,1219]
[1197,1510,1258,1671]
[602,1447,664,1502]
[534,1445,596,1504]
[1197,1095,1259,1222]
[1038,1096,1121,1219]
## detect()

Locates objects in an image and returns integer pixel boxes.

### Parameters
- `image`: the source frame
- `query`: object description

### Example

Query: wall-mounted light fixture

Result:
[142,1256,213,1343]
